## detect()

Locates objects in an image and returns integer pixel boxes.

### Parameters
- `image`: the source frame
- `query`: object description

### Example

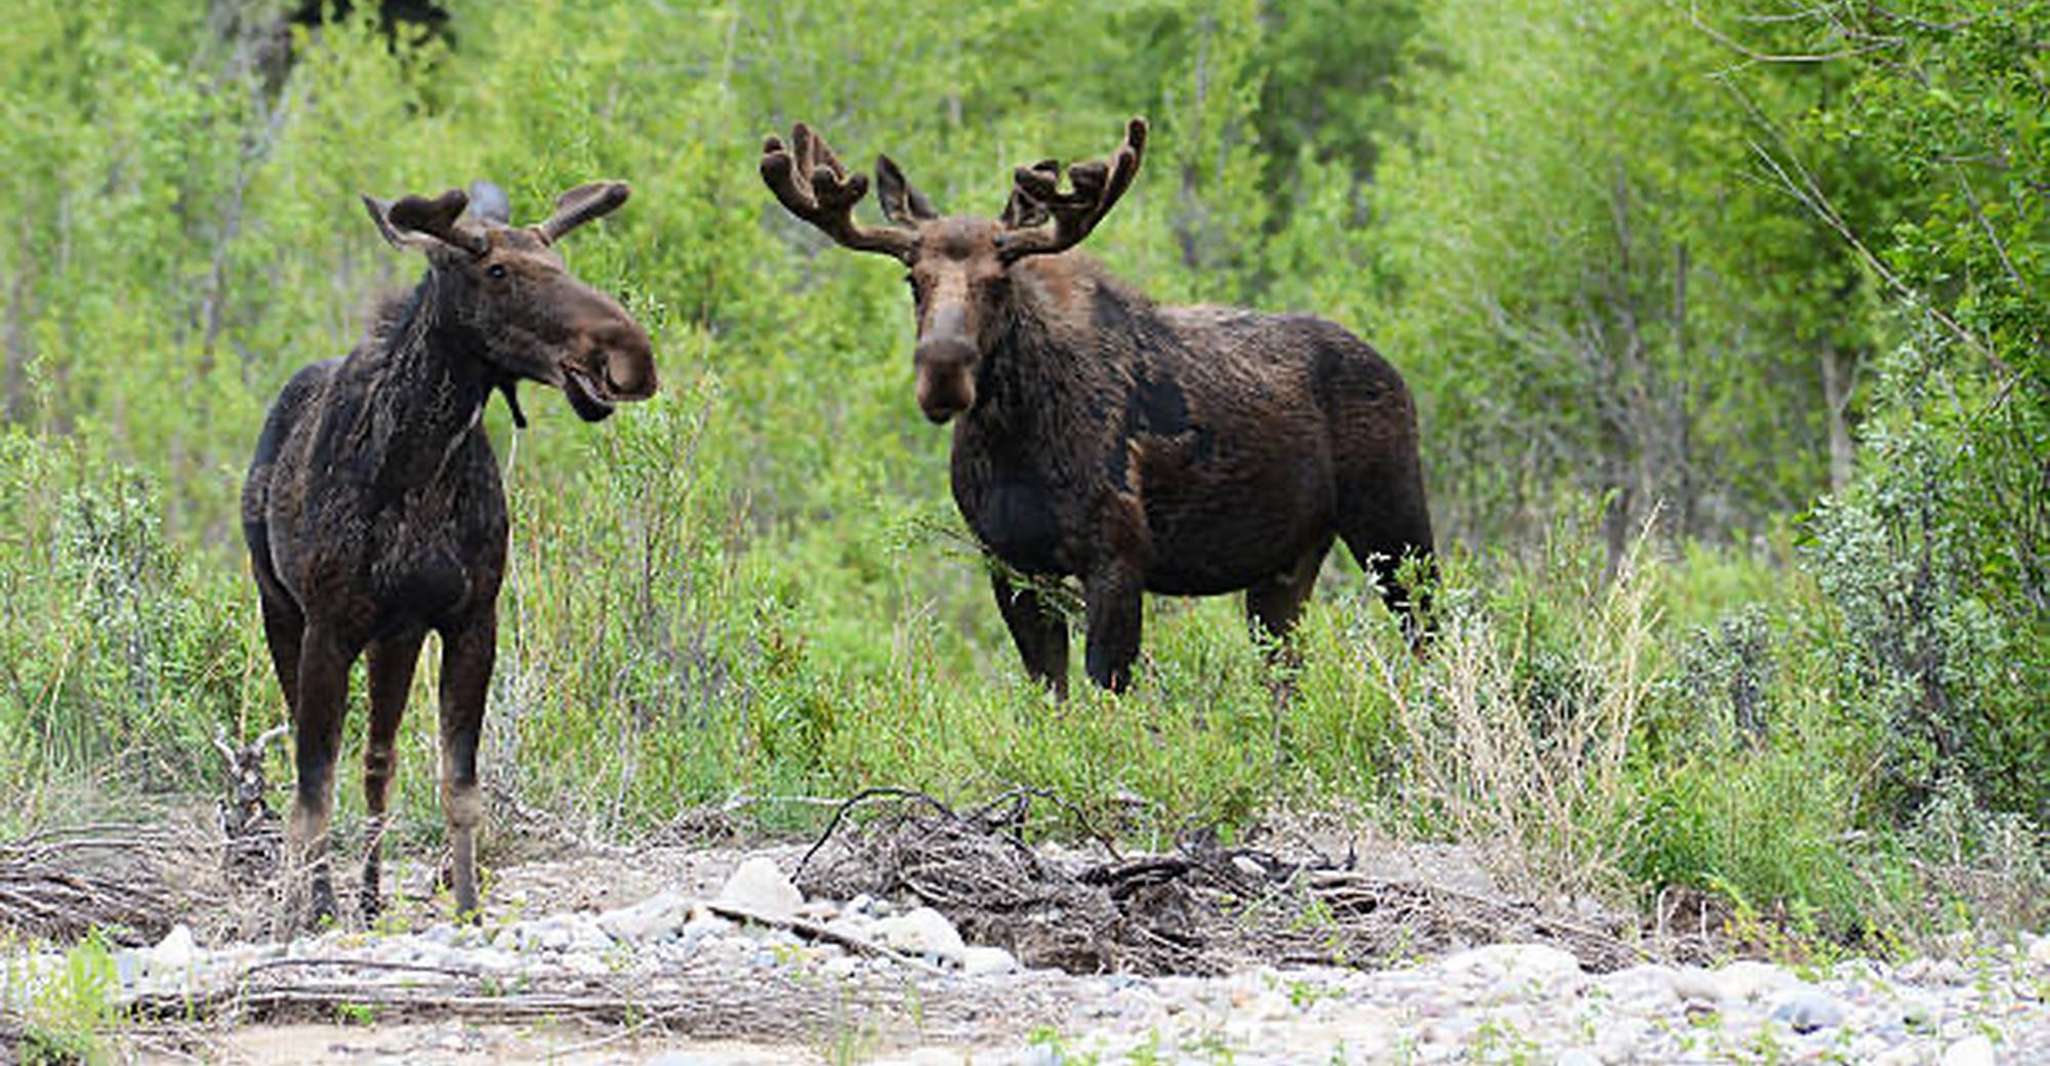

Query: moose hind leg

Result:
[256,582,305,720]
[437,616,494,921]
[991,571,1070,698]
[284,625,355,930]
[360,628,425,922]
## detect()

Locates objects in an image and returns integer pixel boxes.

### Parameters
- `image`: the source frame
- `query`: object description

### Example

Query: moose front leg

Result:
[1083,560,1144,692]
[1081,491,1151,693]
[991,570,1070,698]
[437,616,494,921]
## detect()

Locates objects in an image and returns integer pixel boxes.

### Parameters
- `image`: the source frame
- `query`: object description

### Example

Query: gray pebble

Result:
[1770,987,1847,1033]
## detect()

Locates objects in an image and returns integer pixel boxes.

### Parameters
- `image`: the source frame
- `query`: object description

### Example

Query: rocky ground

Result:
[6,843,2048,1064]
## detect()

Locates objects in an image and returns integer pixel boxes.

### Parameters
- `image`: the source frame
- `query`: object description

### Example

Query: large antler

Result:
[997,118,1147,263]
[538,181,631,243]
[760,123,918,262]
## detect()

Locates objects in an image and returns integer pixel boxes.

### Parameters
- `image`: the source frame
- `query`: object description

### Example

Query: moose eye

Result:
[486,263,508,280]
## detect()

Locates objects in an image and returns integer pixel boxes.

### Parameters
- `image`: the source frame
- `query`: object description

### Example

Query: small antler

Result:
[997,118,1147,263]
[363,187,489,255]
[538,181,631,243]
[760,123,918,262]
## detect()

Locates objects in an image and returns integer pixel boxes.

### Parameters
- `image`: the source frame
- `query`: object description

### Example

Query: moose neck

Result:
[977,264,1142,432]
[361,274,499,496]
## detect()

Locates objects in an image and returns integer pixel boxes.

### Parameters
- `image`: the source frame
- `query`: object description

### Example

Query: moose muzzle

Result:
[561,314,657,423]
[914,335,977,423]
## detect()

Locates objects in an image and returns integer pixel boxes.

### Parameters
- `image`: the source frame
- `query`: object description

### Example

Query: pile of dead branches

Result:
[0,728,287,947]
[0,823,195,946]
[794,788,1647,976]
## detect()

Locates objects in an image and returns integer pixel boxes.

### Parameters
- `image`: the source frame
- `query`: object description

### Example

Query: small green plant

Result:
[1024,1025,1106,1066]
[333,1001,378,1026]
[21,933,122,1066]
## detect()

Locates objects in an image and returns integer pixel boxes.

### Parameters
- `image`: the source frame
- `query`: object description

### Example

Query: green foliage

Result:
[17,932,122,1064]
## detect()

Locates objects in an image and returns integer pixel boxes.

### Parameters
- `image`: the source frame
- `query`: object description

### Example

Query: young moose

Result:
[242,181,656,925]
[760,120,1433,694]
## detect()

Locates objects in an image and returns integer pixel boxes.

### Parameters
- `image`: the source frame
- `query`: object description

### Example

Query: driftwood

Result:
[117,957,1069,1046]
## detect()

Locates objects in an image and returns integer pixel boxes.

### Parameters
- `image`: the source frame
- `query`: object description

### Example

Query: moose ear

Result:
[875,154,938,227]
[466,180,511,225]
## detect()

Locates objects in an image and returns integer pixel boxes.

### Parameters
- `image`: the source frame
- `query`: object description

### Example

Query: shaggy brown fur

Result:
[241,181,654,927]
[762,120,1433,694]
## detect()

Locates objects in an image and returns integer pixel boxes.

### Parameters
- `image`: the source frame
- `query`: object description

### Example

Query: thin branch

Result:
[1951,164,2030,295]
[1689,1,1900,64]
[702,901,948,976]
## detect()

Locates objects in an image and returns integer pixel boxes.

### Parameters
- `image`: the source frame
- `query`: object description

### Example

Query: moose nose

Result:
[914,335,977,424]
[593,318,657,399]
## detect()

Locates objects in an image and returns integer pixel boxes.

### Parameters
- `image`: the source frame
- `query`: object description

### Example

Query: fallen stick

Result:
[703,901,950,977]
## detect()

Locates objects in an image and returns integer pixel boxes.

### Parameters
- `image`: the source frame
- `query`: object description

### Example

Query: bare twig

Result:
[1951,164,2031,295]
[703,901,948,976]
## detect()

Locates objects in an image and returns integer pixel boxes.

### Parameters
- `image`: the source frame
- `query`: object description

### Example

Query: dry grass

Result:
[1362,530,1659,905]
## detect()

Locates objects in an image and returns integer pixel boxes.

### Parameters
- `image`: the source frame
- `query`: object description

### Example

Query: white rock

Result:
[150,924,197,972]
[821,955,861,980]
[1438,943,1583,987]
[1554,1050,1601,1066]
[1941,1034,1996,1066]
[1768,986,1846,1033]
[717,857,802,920]
[1015,1047,1062,1066]
[598,891,691,943]
[2027,934,2050,971]
[1713,959,1799,1005]
[537,920,573,952]
[1602,963,1679,1009]
[1594,1020,1643,1062]
[873,906,967,964]
[679,914,732,949]
[960,945,1019,977]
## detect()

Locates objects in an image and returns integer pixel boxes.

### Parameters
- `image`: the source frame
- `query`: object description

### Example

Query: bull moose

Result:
[241,180,656,925]
[760,118,1433,694]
